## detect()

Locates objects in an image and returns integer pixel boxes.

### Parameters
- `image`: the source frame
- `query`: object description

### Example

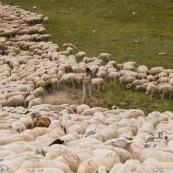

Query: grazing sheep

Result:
[137,73,147,79]
[150,66,164,76]
[123,64,135,71]
[135,83,149,91]
[75,51,86,60]
[96,70,107,80]
[63,43,77,49]
[147,75,155,82]
[119,75,136,85]
[157,76,169,84]
[157,83,173,99]
[60,73,75,88]
[72,65,86,74]
[126,79,149,89]
[107,72,120,83]
[136,65,149,74]
[92,78,104,91]
[146,83,157,98]
[98,53,111,61]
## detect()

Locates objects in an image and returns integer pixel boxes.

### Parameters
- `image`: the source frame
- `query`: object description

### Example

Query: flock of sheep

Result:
[1,2,173,173]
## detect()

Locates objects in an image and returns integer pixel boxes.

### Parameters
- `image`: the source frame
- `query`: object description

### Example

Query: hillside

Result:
[1,2,173,173]
[1,0,173,114]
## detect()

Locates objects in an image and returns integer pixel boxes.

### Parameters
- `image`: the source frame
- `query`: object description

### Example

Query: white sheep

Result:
[145,83,157,98]
[107,71,120,83]
[72,65,85,74]
[60,73,75,88]
[136,65,149,74]
[63,43,77,49]
[157,76,169,84]
[126,79,149,89]
[169,78,173,86]
[75,51,86,60]
[150,66,164,76]
[77,150,120,173]
[157,83,173,99]
[32,87,44,97]
[92,78,104,91]
[105,137,132,149]
[96,70,107,80]
[25,91,36,107]
[72,104,90,114]
[119,75,136,85]
[93,166,109,173]
[98,53,111,61]
[123,64,135,71]
[7,95,26,107]
[46,145,70,160]
[137,72,147,79]
[147,75,155,82]
[27,98,43,108]
[10,121,27,133]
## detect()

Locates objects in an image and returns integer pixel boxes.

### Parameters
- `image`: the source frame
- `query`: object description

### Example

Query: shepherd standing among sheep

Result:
[82,68,92,105]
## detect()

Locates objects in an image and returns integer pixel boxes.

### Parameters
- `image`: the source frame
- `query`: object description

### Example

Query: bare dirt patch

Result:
[43,89,82,105]
[43,88,104,107]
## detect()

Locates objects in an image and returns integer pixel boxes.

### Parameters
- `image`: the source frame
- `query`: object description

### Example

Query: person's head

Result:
[86,68,91,73]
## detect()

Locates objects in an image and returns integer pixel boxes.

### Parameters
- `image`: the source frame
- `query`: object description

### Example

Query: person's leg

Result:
[82,84,87,104]
[86,84,92,105]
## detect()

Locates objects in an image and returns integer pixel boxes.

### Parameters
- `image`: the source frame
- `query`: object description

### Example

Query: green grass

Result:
[1,0,173,114]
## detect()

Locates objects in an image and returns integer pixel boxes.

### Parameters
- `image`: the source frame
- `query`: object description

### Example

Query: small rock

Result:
[133,40,139,44]
[157,52,167,56]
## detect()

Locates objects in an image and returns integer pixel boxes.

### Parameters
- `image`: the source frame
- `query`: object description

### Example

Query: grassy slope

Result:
[1,0,173,114]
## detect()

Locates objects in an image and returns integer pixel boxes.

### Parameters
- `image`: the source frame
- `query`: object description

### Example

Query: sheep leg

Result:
[169,92,171,99]
[72,82,75,88]
[161,93,164,100]
[97,85,100,91]
[104,77,107,82]
[103,84,105,91]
